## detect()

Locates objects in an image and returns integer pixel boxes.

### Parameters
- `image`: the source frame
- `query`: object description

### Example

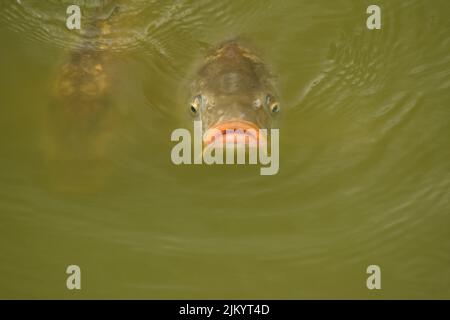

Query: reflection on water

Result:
[0,0,449,298]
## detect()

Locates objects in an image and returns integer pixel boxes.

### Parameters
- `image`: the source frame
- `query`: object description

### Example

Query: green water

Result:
[0,0,449,299]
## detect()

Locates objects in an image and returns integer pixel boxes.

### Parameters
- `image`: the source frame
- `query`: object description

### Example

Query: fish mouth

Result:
[203,120,266,148]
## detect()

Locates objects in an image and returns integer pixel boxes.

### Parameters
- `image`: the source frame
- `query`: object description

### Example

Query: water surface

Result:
[0,0,449,298]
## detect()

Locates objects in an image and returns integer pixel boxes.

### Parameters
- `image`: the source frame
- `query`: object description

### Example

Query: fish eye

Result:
[190,104,198,114]
[265,94,280,114]
[270,103,280,113]
[190,95,202,115]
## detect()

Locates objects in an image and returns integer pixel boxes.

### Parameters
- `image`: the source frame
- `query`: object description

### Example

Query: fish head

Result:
[189,42,280,150]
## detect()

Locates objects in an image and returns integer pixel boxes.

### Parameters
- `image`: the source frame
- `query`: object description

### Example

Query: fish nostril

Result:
[253,98,262,109]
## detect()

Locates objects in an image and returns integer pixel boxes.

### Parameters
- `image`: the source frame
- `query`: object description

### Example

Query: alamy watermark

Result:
[366,265,381,290]
[66,5,81,30]
[170,121,280,176]
[367,5,381,30]
[66,264,81,290]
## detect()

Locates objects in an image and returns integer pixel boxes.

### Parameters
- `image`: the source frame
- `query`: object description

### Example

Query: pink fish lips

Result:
[170,120,279,175]
[203,120,267,148]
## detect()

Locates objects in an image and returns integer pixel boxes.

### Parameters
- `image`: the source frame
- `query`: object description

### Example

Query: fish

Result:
[188,41,280,151]
[41,8,118,191]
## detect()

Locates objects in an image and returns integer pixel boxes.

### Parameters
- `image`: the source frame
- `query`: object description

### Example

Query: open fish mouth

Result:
[203,120,267,148]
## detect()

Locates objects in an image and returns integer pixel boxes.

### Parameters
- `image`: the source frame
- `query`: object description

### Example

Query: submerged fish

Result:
[189,41,280,150]
[51,42,111,136]
[42,12,118,191]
